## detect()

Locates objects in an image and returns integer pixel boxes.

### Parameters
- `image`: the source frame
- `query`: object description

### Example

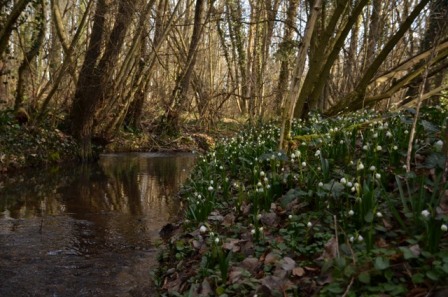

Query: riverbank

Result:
[156,107,448,296]
[0,109,227,174]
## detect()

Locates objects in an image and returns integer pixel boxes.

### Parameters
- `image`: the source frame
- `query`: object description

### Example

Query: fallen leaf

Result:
[261,212,279,227]
[280,257,296,271]
[223,238,243,252]
[264,251,281,265]
[292,267,305,277]
[222,213,235,227]
[241,257,259,274]
[200,278,212,296]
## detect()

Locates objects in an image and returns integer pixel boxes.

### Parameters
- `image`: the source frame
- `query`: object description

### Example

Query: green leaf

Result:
[426,270,440,281]
[374,256,390,270]
[399,247,416,260]
[358,271,371,284]
[326,283,344,294]
[364,212,374,223]
[421,120,440,133]
[412,273,425,284]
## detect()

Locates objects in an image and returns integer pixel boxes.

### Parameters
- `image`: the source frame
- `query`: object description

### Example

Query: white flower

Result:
[295,150,301,157]
[199,225,207,233]
[357,235,364,242]
[363,145,369,151]
[208,186,214,191]
[340,177,347,184]
[348,210,355,216]
[301,162,307,167]
[373,133,378,138]
[307,222,312,228]
[215,237,220,243]
[349,236,355,243]
[441,224,448,232]
[291,153,296,159]
[376,212,383,218]
[376,145,382,151]
[369,165,376,171]
[210,180,214,185]
[251,229,256,234]
[386,131,392,138]
[393,145,398,150]
[357,162,365,170]
[315,150,321,157]
[260,171,265,177]
[434,140,443,152]
[318,182,324,187]
[351,186,356,192]
[288,215,293,219]
[375,173,381,179]
[421,209,430,218]
[257,181,262,187]
[347,182,353,187]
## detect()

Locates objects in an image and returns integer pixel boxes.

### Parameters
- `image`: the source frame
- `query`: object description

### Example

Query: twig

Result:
[342,277,355,297]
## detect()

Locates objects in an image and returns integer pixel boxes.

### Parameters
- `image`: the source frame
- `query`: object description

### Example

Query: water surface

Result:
[0,153,195,296]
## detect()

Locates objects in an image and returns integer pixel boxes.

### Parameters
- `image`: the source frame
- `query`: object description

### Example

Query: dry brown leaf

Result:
[241,257,259,274]
[260,212,279,227]
[222,213,235,227]
[292,267,305,277]
[222,238,242,252]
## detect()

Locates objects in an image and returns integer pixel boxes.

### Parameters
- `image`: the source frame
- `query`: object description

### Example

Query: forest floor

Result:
[155,107,448,297]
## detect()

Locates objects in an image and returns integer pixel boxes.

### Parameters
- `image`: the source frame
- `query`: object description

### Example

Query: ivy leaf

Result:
[358,271,371,284]
[374,256,390,270]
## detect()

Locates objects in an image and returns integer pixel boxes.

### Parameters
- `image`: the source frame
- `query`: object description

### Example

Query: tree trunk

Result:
[70,0,135,161]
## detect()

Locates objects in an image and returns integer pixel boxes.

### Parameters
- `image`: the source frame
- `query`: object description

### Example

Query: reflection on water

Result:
[0,153,195,296]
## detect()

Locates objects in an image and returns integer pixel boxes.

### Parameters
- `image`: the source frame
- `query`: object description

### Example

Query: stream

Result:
[0,152,195,297]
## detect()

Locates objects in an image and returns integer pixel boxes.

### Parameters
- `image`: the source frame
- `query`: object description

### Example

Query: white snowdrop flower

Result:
[441,224,448,232]
[259,227,264,232]
[373,133,378,138]
[263,177,268,183]
[266,184,271,189]
[349,236,355,243]
[199,225,207,233]
[215,237,220,244]
[210,232,215,237]
[197,194,202,199]
[393,145,398,150]
[402,165,407,169]
[315,150,321,157]
[281,168,285,172]
[251,229,256,235]
[334,127,339,132]
[329,128,334,132]
[257,181,262,187]
[369,165,376,171]
[302,142,307,146]
[349,161,354,165]
[363,145,369,151]
[255,157,258,162]
[257,214,262,220]
[340,177,347,184]
[357,162,365,170]
[317,166,321,171]
[404,130,409,134]
[347,182,353,187]
[218,186,221,190]
[219,166,223,170]
[375,173,381,179]
[348,210,355,216]
[386,131,392,138]
[376,145,382,151]
[277,152,282,157]
[340,140,344,144]
[421,209,430,218]
[434,140,443,152]
[208,186,214,191]
[302,162,307,167]
[357,235,364,242]
[307,222,313,228]
[295,150,301,158]
[384,122,389,128]
[376,212,383,218]
[291,153,296,159]
[351,186,356,193]
[318,182,324,187]
[210,180,214,185]
[270,154,275,160]
[260,171,265,177]
[225,177,229,182]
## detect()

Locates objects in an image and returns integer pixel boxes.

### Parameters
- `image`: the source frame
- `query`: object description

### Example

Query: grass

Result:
[157,106,448,296]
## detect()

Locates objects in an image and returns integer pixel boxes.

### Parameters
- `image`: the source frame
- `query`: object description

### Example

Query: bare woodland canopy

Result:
[0,0,447,158]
